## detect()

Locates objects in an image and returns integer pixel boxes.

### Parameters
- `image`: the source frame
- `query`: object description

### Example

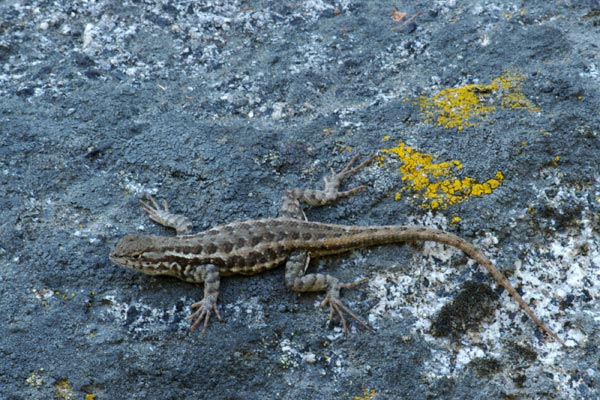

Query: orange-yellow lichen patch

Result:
[380,142,504,209]
[55,380,74,400]
[416,71,540,131]
[353,388,377,400]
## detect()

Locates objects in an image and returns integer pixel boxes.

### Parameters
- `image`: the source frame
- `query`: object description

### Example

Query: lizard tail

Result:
[338,225,567,347]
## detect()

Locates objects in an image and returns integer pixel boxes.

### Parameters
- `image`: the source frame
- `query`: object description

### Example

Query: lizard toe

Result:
[320,293,374,333]
[189,296,222,334]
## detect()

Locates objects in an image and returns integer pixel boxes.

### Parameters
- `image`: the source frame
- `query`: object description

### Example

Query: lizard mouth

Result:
[108,247,128,267]
[108,252,122,265]
[109,253,137,270]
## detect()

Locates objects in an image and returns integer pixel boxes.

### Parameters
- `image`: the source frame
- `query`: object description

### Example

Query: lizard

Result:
[109,154,566,346]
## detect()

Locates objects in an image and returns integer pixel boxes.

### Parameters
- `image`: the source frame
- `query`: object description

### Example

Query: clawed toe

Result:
[320,295,374,333]
[323,154,376,199]
[189,297,223,334]
[342,277,369,290]
[320,277,373,333]
[139,195,193,235]
[140,195,169,223]
[337,154,376,180]
[140,195,166,211]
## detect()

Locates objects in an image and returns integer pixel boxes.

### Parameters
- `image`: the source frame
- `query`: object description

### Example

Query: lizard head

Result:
[109,234,158,272]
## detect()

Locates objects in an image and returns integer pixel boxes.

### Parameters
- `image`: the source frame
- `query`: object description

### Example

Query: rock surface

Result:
[1,1,598,399]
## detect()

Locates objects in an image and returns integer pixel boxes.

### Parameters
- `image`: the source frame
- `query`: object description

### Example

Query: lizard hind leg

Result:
[280,154,375,219]
[284,252,373,332]
[320,277,373,333]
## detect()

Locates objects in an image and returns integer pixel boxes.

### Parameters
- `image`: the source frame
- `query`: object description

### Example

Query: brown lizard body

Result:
[109,155,566,346]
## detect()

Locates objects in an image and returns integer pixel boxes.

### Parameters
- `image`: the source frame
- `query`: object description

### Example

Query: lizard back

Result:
[110,218,470,279]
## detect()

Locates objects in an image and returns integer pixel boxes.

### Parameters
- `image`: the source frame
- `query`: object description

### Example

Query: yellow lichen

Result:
[338,145,354,153]
[353,388,377,400]
[55,380,74,400]
[380,142,504,209]
[416,71,540,130]
[549,155,561,167]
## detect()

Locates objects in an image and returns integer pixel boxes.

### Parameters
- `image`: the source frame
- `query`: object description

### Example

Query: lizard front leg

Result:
[140,195,193,236]
[188,264,223,333]
[140,196,224,331]
[285,252,373,332]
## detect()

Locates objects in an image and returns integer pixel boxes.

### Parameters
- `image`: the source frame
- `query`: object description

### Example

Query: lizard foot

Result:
[140,195,192,235]
[323,154,376,198]
[336,153,377,180]
[189,295,223,334]
[320,278,374,333]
